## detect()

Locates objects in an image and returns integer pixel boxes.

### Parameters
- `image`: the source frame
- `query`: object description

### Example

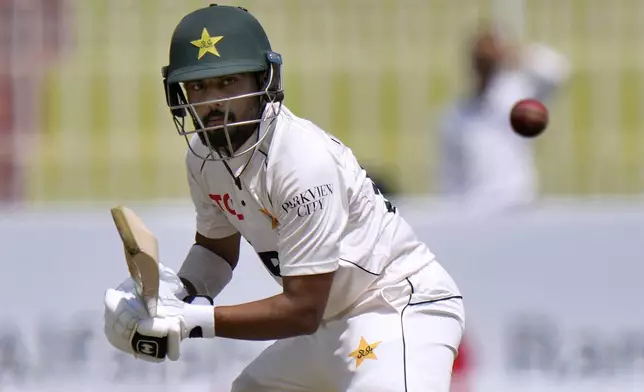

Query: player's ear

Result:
[162,66,187,118]
[261,52,284,102]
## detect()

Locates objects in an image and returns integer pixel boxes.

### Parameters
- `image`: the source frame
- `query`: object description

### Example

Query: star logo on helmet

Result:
[190,28,224,60]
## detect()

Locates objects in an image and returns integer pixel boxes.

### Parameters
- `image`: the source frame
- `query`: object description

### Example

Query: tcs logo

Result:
[209,193,244,220]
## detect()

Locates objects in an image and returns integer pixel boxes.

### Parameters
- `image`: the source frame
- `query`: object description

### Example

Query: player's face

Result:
[184,73,261,154]
[471,33,503,79]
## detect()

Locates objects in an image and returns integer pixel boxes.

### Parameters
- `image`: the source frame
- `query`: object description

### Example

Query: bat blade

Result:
[110,205,160,317]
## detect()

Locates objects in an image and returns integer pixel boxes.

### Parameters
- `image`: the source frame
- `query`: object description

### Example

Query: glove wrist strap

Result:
[182,301,216,339]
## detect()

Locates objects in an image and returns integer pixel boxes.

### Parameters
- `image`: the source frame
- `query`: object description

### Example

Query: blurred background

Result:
[0,0,643,391]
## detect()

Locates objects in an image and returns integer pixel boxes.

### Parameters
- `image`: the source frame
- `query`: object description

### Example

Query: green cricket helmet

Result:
[162,4,284,160]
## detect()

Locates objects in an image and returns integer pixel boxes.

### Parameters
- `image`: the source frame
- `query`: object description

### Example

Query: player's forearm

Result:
[213,293,321,340]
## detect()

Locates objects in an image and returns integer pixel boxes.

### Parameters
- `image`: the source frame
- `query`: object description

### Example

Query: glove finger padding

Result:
[104,288,145,341]
[104,288,166,363]
[115,277,137,293]
[116,263,189,301]
[159,261,189,299]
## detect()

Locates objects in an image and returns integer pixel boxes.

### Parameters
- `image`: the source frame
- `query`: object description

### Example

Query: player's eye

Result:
[221,77,237,87]
[188,82,204,92]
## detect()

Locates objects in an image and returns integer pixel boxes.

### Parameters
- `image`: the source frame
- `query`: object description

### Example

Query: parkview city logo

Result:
[281,184,333,217]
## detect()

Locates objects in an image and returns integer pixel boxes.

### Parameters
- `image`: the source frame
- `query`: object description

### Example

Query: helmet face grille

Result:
[166,64,284,162]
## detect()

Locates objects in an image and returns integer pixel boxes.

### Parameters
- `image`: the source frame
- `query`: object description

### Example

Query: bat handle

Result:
[144,296,158,318]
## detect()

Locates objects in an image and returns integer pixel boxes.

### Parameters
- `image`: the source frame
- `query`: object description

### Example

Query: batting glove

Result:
[103,262,215,362]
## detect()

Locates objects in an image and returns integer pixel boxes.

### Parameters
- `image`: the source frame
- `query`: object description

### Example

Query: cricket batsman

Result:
[103,5,465,391]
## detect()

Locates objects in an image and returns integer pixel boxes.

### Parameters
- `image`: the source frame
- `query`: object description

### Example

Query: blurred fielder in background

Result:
[103,5,464,392]
[437,24,571,214]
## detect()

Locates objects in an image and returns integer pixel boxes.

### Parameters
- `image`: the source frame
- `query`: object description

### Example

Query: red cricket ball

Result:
[510,99,549,138]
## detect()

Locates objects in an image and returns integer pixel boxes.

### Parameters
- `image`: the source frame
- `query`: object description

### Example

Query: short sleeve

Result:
[271,147,348,277]
[186,163,238,239]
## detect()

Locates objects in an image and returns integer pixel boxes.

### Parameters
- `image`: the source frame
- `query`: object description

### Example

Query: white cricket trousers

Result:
[231,261,465,392]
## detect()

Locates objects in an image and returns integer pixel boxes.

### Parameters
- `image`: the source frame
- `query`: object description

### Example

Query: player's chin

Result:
[203,129,229,148]
[230,125,258,144]
[203,125,256,152]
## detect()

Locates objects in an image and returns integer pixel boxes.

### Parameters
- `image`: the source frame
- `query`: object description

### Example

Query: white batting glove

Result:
[103,262,215,362]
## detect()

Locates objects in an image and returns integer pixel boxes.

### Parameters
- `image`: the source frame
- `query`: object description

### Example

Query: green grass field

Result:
[30,0,644,202]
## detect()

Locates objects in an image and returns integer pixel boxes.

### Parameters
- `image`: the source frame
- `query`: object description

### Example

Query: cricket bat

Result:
[110,205,160,317]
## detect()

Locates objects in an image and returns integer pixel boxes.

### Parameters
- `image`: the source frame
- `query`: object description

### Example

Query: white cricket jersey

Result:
[186,106,450,320]
[438,43,570,214]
